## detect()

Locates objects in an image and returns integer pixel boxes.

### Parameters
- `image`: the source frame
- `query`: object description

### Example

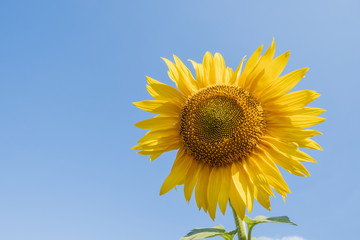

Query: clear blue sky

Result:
[0,1,359,240]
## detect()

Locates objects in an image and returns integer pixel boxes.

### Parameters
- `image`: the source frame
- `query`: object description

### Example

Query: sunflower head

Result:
[133,40,325,220]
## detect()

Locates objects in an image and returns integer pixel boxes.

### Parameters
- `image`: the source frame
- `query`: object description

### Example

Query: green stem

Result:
[230,203,247,240]
[247,226,254,240]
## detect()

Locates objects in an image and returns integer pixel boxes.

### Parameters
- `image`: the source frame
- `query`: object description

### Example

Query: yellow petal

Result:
[266,51,290,80]
[137,149,163,157]
[224,67,232,85]
[254,187,271,210]
[207,167,222,220]
[133,100,181,116]
[195,163,210,211]
[261,68,309,101]
[134,116,178,129]
[263,90,321,112]
[243,156,274,196]
[254,51,290,97]
[260,38,276,66]
[267,114,326,128]
[231,163,247,204]
[150,151,163,161]
[135,139,181,161]
[203,52,216,85]
[189,60,208,88]
[287,115,326,128]
[263,137,317,163]
[184,159,201,202]
[218,166,231,215]
[291,107,325,116]
[173,55,199,91]
[134,138,181,152]
[259,138,310,176]
[268,106,325,117]
[298,138,323,150]
[267,127,323,150]
[246,39,276,91]
[160,149,192,195]
[146,76,186,106]
[229,57,245,85]
[231,162,254,213]
[213,53,226,84]
[267,127,322,140]
[162,57,195,97]
[137,128,179,143]
[229,178,246,219]
[246,69,265,92]
[239,45,263,87]
[253,149,290,196]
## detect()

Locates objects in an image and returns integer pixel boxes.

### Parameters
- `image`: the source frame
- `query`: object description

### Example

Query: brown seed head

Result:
[180,85,265,167]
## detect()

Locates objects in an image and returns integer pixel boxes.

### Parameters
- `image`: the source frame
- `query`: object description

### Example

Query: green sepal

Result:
[180,225,236,240]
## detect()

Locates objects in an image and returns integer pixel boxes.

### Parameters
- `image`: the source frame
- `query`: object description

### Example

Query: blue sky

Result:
[0,0,359,239]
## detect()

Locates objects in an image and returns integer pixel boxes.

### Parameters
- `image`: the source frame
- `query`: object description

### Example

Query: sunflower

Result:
[133,40,325,220]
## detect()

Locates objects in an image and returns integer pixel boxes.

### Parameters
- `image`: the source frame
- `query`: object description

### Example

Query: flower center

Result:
[180,85,265,167]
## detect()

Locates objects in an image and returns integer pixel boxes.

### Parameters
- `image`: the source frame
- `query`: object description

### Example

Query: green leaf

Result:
[244,216,296,227]
[244,216,296,240]
[180,226,236,240]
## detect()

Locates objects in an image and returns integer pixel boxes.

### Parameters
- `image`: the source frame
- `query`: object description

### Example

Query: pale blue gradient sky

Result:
[0,1,359,240]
